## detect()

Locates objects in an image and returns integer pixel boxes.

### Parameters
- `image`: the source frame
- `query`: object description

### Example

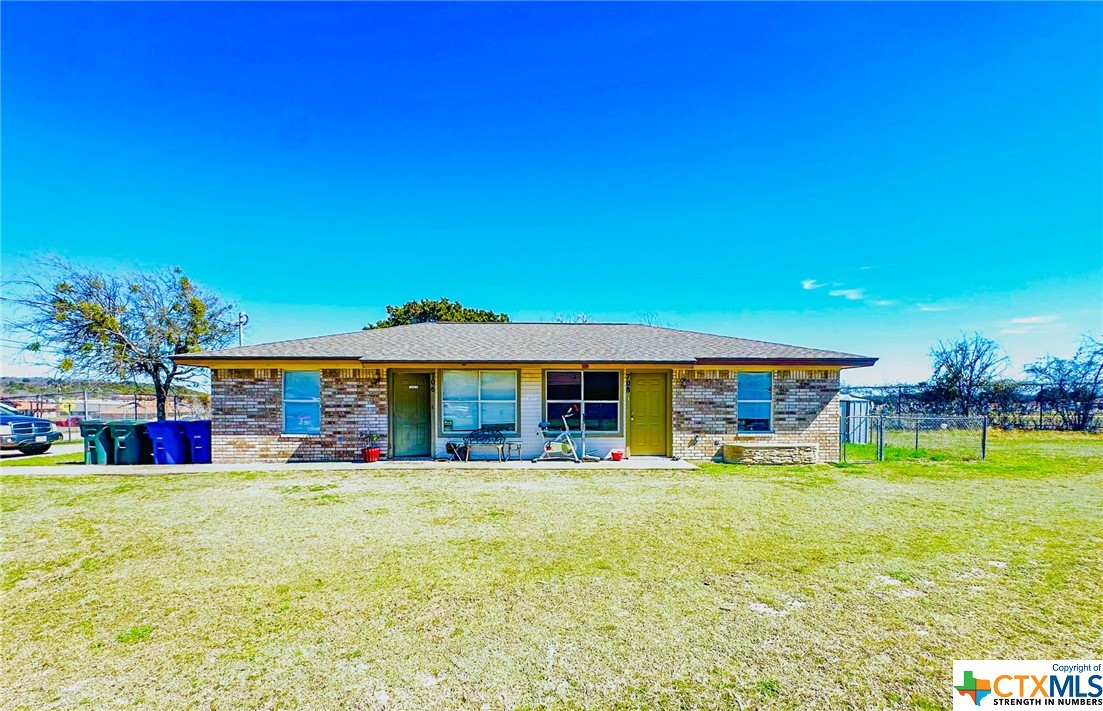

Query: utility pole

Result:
[235,311,250,347]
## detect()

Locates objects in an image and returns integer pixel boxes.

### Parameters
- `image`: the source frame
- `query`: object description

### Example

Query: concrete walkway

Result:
[0,442,84,459]
[2,457,698,477]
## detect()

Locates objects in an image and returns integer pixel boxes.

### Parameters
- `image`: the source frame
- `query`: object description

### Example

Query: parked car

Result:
[0,402,63,455]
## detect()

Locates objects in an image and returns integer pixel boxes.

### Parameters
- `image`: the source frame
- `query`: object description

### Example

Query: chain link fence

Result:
[841,414,988,463]
[841,384,1101,433]
[988,412,1103,432]
[1,391,210,441]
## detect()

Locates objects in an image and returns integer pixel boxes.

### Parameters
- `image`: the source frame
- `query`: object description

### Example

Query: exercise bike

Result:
[532,410,580,463]
[532,405,601,463]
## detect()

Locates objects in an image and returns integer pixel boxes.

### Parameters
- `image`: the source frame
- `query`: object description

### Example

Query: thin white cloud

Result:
[828,288,866,301]
[917,304,953,312]
[999,314,1061,336]
[801,279,825,290]
[869,299,896,307]
[1008,315,1058,325]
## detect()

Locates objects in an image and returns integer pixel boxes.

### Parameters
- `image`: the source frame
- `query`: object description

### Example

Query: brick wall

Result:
[672,368,840,462]
[210,368,387,463]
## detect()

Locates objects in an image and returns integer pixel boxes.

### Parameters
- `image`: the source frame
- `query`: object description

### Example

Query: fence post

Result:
[877,414,885,461]
[981,415,988,460]
[915,418,920,453]
[839,411,846,463]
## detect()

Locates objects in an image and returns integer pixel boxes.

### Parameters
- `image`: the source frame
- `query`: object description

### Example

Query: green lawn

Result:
[2,432,1100,709]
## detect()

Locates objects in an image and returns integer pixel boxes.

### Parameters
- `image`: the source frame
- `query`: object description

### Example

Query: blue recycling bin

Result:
[145,421,188,465]
[180,420,212,464]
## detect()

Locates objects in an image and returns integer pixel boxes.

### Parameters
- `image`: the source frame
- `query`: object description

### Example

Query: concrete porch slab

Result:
[2,457,699,477]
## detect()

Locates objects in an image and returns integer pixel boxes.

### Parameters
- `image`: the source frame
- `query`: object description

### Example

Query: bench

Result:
[452,428,507,461]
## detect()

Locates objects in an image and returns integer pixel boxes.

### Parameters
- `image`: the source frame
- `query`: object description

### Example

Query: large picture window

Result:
[545,371,620,433]
[441,370,517,433]
[284,371,321,435]
[737,372,772,432]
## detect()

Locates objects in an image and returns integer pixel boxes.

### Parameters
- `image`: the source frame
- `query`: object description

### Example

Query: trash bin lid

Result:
[107,420,148,433]
[145,420,185,430]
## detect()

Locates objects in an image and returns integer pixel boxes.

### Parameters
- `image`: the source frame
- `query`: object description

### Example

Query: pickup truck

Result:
[0,402,64,455]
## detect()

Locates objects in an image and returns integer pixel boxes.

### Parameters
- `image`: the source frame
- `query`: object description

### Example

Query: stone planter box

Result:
[722,443,819,465]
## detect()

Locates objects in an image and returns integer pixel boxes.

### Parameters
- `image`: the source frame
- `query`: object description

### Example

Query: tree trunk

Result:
[153,374,169,421]
[1076,402,1092,431]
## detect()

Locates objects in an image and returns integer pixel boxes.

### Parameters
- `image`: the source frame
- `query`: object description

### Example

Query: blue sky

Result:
[2,2,1100,385]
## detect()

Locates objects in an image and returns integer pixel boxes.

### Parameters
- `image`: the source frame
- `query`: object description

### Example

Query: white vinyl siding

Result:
[433,367,625,459]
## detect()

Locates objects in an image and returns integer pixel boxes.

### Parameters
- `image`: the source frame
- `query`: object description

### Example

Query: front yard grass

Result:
[2,432,1100,709]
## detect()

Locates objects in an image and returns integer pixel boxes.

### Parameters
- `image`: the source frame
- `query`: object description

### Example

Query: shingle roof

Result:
[172,323,876,367]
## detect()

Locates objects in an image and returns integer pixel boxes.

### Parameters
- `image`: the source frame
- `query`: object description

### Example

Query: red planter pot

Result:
[361,446,381,463]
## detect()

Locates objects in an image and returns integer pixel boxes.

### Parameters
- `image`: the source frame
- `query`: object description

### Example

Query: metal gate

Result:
[841,414,881,462]
[841,414,988,462]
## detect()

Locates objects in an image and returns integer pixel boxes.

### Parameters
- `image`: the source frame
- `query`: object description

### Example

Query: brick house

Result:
[171,323,876,464]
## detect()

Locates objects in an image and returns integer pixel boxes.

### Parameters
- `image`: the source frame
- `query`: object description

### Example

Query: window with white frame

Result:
[441,370,517,433]
[737,372,772,432]
[284,371,321,435]
[545,371,620,433]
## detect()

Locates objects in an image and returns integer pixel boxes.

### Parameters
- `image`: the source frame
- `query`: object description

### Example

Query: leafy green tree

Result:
[365,298,509,329]
[3,257,236,420]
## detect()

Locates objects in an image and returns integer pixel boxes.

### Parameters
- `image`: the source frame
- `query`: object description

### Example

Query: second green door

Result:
[392,372,431,457]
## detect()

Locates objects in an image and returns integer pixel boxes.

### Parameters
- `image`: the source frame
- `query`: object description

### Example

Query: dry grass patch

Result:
[2,434,1101,709]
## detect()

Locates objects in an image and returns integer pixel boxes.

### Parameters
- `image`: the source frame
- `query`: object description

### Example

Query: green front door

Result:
[392,372,431,457]
[628,372,669,456]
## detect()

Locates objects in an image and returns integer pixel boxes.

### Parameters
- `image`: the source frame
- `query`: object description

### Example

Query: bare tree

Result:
[3,256,236,420]
[553,312,593,323]
[1026,337,1103,430]
[635,310,670,327]
[929,333,1008,416]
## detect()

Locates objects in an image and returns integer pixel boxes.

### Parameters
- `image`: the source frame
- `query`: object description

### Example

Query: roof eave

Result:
[356,358,698,365]
[693,357,878,368]
[169,355,358,365]
[172,355,878,368]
